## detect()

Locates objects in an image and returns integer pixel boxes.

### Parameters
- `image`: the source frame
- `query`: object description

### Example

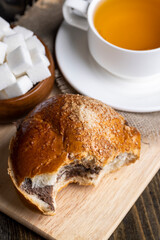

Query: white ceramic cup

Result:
[63,0,160,80]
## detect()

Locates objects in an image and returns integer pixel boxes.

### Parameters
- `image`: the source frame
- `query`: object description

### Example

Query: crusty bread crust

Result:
[9,94,140,187]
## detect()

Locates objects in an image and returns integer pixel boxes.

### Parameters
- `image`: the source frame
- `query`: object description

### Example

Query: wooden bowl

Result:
[0,39,55,123]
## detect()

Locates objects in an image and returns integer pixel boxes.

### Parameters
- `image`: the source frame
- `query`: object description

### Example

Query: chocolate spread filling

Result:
[57,164,102,181]
[21,164,102,208]
[21,178,54,211]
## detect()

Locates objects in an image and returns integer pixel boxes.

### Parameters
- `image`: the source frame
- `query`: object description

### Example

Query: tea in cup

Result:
[63,0,160,79]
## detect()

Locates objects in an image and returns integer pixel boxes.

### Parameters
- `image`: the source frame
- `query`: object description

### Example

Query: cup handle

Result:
[63,0,89,31]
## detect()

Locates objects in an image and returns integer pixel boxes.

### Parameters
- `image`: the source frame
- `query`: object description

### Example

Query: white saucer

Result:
[55,22,160,112]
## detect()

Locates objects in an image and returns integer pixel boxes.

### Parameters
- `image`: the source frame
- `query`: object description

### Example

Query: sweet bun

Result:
[8,94,141,215]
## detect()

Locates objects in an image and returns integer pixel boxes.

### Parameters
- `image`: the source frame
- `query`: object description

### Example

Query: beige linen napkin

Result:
[16,0,160,140]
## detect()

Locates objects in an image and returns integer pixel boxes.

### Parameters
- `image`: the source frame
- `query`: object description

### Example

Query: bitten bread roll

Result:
[8,94,141,215]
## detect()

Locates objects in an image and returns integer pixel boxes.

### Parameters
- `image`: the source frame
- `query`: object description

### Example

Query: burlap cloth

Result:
[16,0,160,141]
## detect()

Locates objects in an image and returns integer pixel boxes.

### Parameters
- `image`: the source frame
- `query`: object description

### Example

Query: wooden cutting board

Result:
[0,92,160,240]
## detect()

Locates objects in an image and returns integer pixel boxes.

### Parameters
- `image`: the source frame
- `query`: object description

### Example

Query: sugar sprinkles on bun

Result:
[8,94,141,215]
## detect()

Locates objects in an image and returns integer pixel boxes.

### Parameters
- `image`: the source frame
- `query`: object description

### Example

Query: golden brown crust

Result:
[10,118,67,185]
[9,94,141,186]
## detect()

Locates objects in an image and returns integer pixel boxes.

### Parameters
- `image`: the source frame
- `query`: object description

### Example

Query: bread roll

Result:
[8,94,141,215]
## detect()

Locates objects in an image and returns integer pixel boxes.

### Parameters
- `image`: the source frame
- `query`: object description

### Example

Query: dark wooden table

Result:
[0,171,159,240]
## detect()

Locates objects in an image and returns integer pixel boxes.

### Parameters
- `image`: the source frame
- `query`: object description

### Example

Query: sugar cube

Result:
[14,25,33,40]
[0,28,15,40]
[0,42,7,64]
[3,28,16,37]
[0,17,10,32]
[0,18,11,40]
[30,48,50,67]
[7,46,32,76]
[41,55,50,67]
[5,75,33,98]
[0,63,16,91]
[27,62,51,84]
[0,90,8,100]
[3,33,27,53]
[26,36,45,55]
